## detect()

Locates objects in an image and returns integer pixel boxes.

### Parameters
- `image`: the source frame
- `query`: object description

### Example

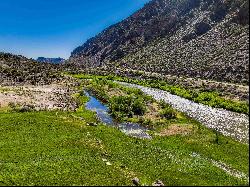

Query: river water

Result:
[84,91,152,139]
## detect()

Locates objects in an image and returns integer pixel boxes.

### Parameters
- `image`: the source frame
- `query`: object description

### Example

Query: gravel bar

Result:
[116,81,249,143]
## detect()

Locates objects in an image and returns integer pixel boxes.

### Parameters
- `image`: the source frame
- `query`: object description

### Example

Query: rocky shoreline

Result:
[117,81,249,143]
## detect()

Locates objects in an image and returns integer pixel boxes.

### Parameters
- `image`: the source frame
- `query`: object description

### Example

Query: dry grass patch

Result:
[157,124,194,137]
[108,88,127,97]
[144,102,161,121]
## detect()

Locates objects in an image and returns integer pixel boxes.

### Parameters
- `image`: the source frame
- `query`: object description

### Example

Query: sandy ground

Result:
[0,84,77,111]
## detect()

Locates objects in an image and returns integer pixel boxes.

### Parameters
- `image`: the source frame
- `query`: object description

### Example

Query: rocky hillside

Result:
[37,57,65,64]
[69,0,249,84]
[0,52,63,85]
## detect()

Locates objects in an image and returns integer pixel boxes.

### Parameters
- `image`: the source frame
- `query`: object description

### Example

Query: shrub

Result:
[160,107,177,120]
[109,95,147,119]
[159,101,177,120]
[142,118,152,127]
[159,100,172,109]
[14,104,35,113]
[18,105,35,113]
[131,98,147,115]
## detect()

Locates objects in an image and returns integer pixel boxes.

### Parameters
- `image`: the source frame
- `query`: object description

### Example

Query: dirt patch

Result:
[144,102,161,121]
[108,88,127,97]
[0,83,78,111]
[157,124,193,136]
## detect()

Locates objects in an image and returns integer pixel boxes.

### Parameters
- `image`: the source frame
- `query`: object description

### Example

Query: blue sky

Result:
[0,0,150,59]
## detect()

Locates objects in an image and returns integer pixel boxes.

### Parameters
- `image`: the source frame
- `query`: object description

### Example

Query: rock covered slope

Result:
[113,2,249,84]
[0,52,63,85]
[69,0,249,84]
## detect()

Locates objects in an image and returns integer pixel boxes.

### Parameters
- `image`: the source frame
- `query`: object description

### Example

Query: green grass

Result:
[0,110,248,186]
[68,73,249,115]
[0,111,130,186]
[0,87,12,93]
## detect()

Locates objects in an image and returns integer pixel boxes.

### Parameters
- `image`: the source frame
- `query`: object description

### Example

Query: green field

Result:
[0,110,248,186]
[0,79,249,186]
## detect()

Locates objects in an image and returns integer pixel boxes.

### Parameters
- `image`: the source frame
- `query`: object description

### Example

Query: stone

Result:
[132,177,140,186]
[152,180,165,186]
[89,122,98,127]
[106,162,112,166]
[102,158,108,162]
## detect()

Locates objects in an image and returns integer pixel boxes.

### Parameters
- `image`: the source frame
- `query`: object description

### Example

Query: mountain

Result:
[37,57,65,64]
[0,52,63,85]
[69,0,249,84]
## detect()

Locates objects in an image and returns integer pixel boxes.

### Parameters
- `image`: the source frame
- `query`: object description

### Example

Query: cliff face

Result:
[69,0,249,84]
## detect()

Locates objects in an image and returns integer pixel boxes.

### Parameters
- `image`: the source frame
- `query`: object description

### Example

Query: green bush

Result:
[18,105,35,113]
[87,83,109,103]
[159,100,177,119]
[160,107,177,120]
[8,102,17,109]
[142,118,152,127]
[109,95,146,119]
[131,97,147,115]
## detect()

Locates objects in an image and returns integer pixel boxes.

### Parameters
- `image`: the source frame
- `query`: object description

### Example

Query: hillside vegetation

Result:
[0,53,63,85]
[37,57,65,64]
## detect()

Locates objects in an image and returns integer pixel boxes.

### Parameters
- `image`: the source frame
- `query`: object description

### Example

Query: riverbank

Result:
[0,75,249,186]
[116,81,249,144]
[69,73,249,115]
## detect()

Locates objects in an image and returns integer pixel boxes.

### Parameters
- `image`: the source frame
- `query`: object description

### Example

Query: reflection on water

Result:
[85,91,152,139]
[85,91,114,125]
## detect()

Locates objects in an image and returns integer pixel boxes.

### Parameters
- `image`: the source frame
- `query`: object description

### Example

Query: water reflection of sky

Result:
[85,91,108,111]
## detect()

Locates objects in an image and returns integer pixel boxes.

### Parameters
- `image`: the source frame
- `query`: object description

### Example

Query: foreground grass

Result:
[68,73,249,115]
[0,109,248,186]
